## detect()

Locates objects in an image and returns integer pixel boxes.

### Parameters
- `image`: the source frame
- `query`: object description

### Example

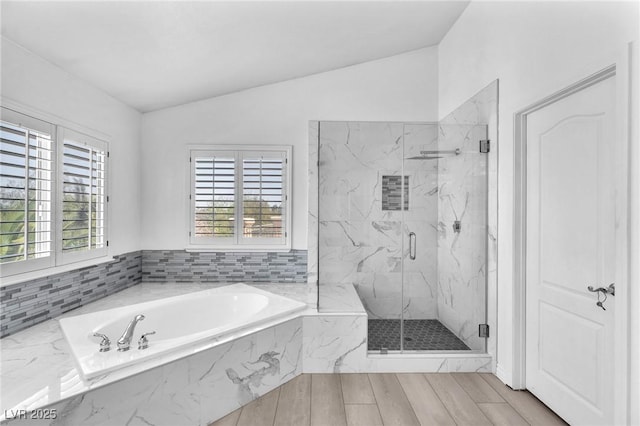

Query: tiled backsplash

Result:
[142,250,308,283]
[1,249,308,338]
[1,251,142,338]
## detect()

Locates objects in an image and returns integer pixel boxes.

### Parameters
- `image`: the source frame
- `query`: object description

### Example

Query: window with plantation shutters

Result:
[189,146,291,249]
[61,131,107,258]
[0,111,54,270]
[0,107,110,278]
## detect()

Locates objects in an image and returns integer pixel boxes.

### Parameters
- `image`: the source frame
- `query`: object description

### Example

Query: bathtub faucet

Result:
[117,314,145,352]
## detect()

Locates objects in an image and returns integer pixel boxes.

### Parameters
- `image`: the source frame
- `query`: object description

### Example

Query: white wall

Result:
[438,0,639,391]
[140,47,439,250]
[1,37,142,257]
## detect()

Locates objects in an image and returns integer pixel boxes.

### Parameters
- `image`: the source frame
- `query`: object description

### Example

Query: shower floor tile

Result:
[368,319,471,351]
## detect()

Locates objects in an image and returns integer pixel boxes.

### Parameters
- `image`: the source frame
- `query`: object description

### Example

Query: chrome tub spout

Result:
[117,314,145,351]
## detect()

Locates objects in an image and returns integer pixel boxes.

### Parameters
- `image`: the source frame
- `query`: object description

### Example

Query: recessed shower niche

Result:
[314,120,489,353]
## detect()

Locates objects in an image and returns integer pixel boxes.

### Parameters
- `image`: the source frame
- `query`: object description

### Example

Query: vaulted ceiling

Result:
[1,1,469,112]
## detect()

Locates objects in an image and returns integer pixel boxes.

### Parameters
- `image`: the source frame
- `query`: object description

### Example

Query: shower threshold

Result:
[368,319,470,351]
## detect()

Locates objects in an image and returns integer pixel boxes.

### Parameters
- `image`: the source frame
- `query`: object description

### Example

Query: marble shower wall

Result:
[317,121,438,319]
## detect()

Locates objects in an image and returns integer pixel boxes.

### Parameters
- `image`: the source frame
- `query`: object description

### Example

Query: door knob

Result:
[587,283,615,310]
[587,283,615,296]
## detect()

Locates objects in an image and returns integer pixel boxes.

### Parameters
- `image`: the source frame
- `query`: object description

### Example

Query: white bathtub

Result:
[59,283,307,379]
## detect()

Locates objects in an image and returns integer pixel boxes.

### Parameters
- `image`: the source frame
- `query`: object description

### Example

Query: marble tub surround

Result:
[3,317,303,426]
[0,251,142,338]
[1,282,309,424]
[315,121,438,320]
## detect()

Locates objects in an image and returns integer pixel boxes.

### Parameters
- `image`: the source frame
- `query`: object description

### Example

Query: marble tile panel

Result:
[318,221,401,249]
[195,317,303,422]
[440,82,498,127]
[302,315,367,373]
[403,123,439,158]
[402,172,438,222]
[319,170,402,222]
[317,282,366,314]
[320,245,402,278]
[401,272,437,319]
[401,222,437,270]
[354,277,403,320]
[318,122,404,173]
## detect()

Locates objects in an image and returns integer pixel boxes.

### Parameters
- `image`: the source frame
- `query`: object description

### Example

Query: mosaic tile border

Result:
[141,249,308,283]
[1,249,308,338]
[1,251,142,338]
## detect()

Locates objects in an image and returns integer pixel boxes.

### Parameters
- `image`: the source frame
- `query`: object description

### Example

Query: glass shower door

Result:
[317,120,489,353]
[402,123,488,352]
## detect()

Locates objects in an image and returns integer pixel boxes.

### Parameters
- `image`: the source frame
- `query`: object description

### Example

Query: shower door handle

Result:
[409,232,416,260]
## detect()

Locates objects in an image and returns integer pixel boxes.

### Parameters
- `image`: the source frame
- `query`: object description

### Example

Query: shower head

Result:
[406,148,460,160]
[406,155,442,160]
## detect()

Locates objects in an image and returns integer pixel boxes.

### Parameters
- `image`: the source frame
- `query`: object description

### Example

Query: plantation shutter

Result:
[61,129,107,259]
[240,152,286,244]
[0,108,53,269]
[192,153,236,241]
[189,147,290,248]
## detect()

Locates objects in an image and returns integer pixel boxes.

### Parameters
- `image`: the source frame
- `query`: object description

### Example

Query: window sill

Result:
[185,246,292,253]
[0,256,116,287]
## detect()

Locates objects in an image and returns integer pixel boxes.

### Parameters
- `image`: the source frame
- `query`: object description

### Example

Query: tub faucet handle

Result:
[93,333,111,352]
[138,331,156,350]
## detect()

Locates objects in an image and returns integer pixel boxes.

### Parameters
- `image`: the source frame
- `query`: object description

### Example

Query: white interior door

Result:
[525,75,616,425]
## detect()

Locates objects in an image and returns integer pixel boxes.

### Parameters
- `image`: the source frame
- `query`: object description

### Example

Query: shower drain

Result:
[404,337,413,342]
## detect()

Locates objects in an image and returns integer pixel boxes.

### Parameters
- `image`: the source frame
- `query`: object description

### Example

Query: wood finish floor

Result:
[210,373,567,426]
